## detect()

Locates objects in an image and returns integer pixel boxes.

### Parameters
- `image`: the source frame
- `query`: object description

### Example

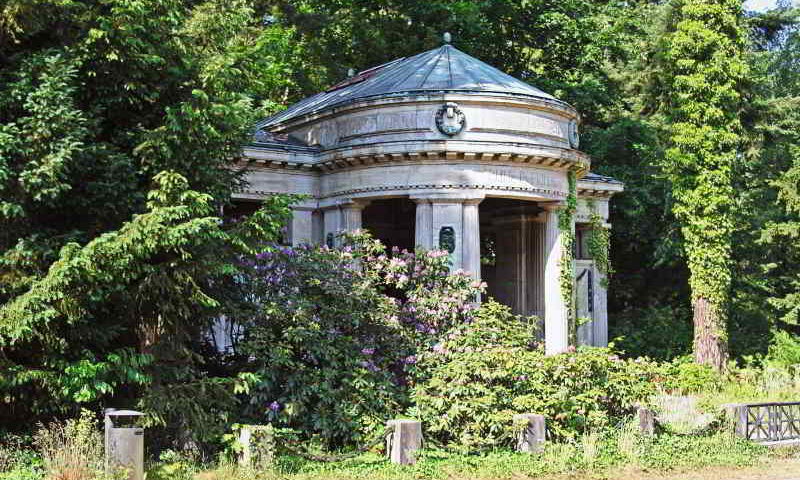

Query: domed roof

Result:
[258,44,561,129]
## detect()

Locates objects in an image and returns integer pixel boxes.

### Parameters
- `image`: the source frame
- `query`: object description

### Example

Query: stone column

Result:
[462,199,482,280]
[431,199,464,270]
[593,264,608,347]
[340,200,367,232]
[414,199,433,249]
[289,207,314,246]
[543,203,569,355]
[322,207,340,247]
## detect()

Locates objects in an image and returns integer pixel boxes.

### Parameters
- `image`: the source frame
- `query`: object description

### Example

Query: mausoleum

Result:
[234,36,623,354]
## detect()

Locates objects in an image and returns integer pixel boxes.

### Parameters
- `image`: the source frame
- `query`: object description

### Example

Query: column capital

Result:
[339,198,370,210]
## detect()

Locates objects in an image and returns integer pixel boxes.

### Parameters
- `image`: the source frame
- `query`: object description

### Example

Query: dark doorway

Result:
[362,198,415,252]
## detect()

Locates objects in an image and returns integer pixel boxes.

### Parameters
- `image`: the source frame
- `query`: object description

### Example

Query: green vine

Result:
[558,171,577,346]
[587,205,613,288]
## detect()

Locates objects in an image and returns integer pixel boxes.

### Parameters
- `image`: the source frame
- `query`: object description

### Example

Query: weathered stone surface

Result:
[514,413,546,453]
[637,406,656,436]
[386,419,423,465]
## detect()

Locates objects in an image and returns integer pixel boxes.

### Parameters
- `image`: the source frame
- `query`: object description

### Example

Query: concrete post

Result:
[637,407,656,436]
[386,420,422,465]
[462,199,482,281]
[543,203,569,355]
[734,405,750,439]
[592,263,609,347]
[514,414,546,453]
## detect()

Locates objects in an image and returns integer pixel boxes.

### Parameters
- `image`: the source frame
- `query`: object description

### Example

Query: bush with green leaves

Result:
[238,234,483,448]
[666,357,723,394]
[411,300,668,449]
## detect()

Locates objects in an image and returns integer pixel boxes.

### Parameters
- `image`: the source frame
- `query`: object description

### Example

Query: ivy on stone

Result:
[558,170,578,346]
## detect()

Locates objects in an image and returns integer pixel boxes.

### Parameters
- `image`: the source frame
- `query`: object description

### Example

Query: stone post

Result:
[637,406,656,436]
[514,414,546,453]
[734,405,750,439]
[386,420,422,465]
[543,203,569,355]
[592,262,609,347]
[462,199,482,281]
[431,199,464,270]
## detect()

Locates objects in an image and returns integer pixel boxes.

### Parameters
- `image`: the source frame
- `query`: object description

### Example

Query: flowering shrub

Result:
[238,232,483,447]
[411,300,668,449]
[364,244,485,348]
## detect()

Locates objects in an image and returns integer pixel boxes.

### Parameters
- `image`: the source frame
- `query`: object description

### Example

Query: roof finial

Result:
[443,32,452,44]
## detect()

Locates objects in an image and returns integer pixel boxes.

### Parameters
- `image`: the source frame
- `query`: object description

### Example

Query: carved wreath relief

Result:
[439,226,456,253]
[435,102,465,136]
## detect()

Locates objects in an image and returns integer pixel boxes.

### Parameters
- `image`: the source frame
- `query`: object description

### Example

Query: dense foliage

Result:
[411,300,665,449]
[237,235,483,447]
[3,0,800,459]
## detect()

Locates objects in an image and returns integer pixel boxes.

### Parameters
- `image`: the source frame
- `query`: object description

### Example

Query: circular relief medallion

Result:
[568,120,580,149]
[435,102,466,136]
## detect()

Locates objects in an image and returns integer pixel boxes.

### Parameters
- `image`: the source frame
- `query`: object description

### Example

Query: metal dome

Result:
[258,44,560,129]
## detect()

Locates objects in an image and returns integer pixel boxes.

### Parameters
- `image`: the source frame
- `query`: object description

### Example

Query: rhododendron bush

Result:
[237,232,483,446]
[235,231,666,450]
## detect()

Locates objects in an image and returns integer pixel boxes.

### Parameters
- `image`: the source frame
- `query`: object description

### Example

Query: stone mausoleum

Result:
[233,37,623,354]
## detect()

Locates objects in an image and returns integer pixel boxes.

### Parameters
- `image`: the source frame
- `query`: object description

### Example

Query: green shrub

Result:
[0,433,41,480]
[610,305,693,361]
[410,300,667,449]
[766,330,800,369]
[239,234,483,447]
[145,450,194,480]
[667,358,722,394]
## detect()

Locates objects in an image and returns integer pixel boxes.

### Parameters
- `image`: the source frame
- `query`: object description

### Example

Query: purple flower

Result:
[361,347,375,355]
[269,401,280,412]
[404,355,417,365]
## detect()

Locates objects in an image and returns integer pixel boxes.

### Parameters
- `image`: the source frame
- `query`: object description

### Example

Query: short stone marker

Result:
[236,425,274,470]
[637,406,656,436]
[513,413,546,453]
[386,419,422,465]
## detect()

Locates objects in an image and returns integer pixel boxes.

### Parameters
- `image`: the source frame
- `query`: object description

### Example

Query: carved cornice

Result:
[240,146,590,175]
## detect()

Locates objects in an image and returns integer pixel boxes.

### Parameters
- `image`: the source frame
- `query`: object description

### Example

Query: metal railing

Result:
[736,402,800,442]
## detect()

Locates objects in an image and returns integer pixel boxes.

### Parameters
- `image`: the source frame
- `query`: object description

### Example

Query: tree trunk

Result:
[693,296,728,372]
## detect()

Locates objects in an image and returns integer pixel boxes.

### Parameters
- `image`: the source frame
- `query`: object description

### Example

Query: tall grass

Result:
[33,411,106,480]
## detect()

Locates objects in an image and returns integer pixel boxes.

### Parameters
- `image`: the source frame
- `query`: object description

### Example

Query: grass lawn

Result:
[188,436,800,480]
